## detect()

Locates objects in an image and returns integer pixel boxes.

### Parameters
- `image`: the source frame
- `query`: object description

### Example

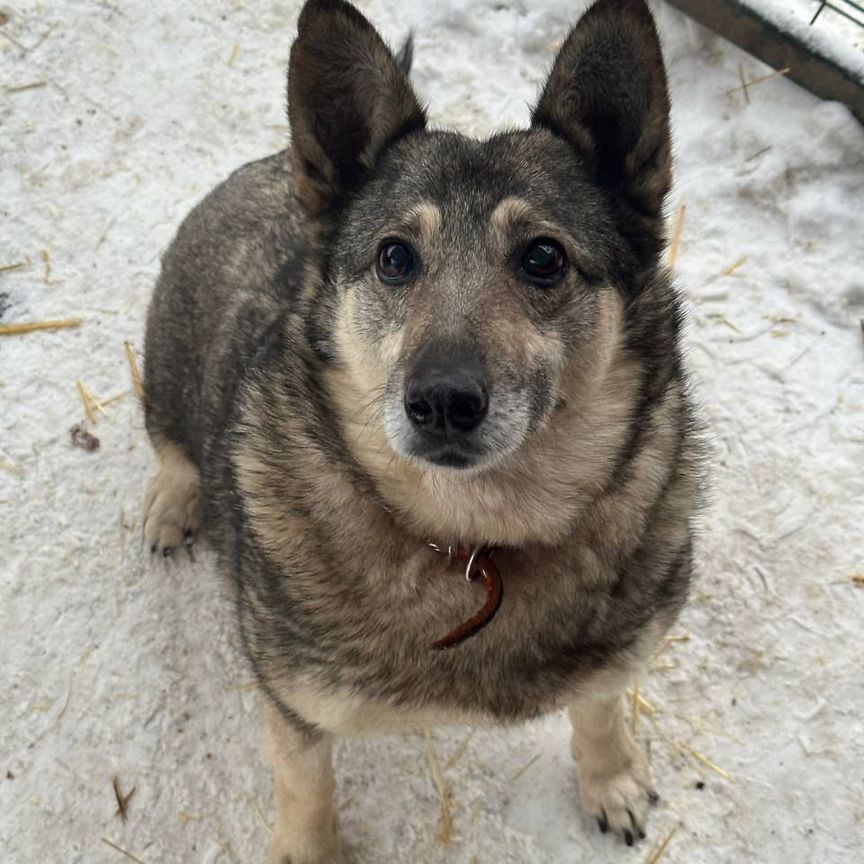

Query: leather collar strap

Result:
[428,544,503,650]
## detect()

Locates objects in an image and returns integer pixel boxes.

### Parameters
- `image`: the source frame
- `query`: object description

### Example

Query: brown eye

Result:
[520,239,567,285]
[377,240,416,284]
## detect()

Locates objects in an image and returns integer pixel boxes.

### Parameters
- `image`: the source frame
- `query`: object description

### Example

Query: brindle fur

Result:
[143,0,703,859]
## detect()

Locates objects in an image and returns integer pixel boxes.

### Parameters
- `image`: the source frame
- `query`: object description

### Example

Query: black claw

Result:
[627,808,645,840]
[624,829,634,847]
[162,545,173,557]
[648,790,660,805]
[150,543,158,555]
[183,528,194,544]
[597,813,609,834]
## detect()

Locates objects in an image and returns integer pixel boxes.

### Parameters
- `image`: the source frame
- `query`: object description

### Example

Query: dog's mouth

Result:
[386,409,528,473]
[407,439,485,470]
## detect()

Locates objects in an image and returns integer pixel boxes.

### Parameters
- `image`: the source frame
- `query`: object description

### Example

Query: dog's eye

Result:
[520,239,567,285]
[377,240,415,284]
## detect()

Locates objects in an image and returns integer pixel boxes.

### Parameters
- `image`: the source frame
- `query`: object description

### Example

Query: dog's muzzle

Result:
[401,344,489,468]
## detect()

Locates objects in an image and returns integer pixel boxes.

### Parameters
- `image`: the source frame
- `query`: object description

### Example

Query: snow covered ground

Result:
[2,2,862,863]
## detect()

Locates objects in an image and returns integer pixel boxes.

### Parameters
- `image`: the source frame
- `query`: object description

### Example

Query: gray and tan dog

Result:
[142,0,703,860]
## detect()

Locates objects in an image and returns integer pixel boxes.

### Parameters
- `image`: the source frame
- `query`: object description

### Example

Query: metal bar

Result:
[666,0,864,123]
[819,3,864,28]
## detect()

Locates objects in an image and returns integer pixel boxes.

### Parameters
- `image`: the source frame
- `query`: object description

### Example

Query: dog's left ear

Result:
[288,0,426,217]
[532,0,671,259]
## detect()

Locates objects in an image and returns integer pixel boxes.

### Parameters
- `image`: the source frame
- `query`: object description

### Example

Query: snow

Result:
[1,2,863,863]
[744,0,864,75]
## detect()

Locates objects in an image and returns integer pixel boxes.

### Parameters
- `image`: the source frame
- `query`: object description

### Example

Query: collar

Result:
[427,543,503,650]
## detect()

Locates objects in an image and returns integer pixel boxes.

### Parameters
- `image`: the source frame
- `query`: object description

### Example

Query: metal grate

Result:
[809,1,864,28]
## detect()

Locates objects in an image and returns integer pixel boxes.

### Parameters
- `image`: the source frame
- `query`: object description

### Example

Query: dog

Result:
[142,0,702,860]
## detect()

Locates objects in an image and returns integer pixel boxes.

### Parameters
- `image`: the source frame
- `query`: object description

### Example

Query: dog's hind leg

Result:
[569,692,658,846]
[264,702,343,864]
[143,442,202,556]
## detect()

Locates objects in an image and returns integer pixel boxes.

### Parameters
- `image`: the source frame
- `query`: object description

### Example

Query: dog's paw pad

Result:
[143,455,202,557]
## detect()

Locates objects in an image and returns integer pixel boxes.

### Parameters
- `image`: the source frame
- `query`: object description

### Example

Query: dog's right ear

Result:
[288,0,426,217]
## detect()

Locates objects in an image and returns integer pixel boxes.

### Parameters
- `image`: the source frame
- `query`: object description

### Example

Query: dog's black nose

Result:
[405,369,488,434]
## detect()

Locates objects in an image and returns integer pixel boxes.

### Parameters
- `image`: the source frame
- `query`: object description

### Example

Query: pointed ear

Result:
[532,0,671,255]
[288,0,426,217]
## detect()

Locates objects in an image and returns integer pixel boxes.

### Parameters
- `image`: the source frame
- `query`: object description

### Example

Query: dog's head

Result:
[289,0,671,474]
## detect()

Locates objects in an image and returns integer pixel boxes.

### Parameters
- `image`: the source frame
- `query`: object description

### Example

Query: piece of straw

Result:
[0,258,30,273]
[445,730,475,770]
[726,67,790,96]
[424,732,454,845]
[100,837,147,864]
[41,248,53,283]
[100,389,130,408]
[738,63,750,103]
[678,741,732,781]
[6,80,47,93]
[0,317,81,335]
[667,203,686,268]
[721,256,748,277]
[78,380,107,417]
[124,341,144,399]
[645,825,678,864]
[508,752,541,783]
[76,380,96,424]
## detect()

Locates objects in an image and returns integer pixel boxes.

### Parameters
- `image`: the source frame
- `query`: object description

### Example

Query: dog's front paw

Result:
[143,445,202,556]
[575,746,658,846]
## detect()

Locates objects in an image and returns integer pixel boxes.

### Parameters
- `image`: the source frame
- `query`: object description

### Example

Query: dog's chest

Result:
[270,545,628,731]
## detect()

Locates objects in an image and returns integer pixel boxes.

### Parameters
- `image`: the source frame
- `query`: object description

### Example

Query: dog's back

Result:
[144,152,300,471]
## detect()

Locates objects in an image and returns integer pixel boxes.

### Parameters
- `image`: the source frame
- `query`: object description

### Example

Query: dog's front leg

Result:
[264,702,343,864]
[569,692,658,846]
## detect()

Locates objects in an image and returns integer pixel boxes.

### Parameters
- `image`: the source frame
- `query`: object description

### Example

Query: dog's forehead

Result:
[369,130,594,227]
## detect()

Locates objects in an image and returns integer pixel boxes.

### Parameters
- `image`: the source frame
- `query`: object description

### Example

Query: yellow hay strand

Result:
[727,66,791,97]
[678,741,732,781]
[645,825,678,864]
[652,633,690,663]
[100,838,147,864]
[721,256,748,277]
[631,683,641,734]
[636,692,656,715]
[124,341,144,399]
[445,730,475,770]
[667,203,686,268]
[424,732,454,845]
[41,248,53,283]
[79,380,108,417]
[738,63,750,103]
[6,80,47,93]
[508,752,541,783]
[0,258,30,272]
[76,380,96,424]
[100,389,130,408]
[252,799,272,834]
[228,43,240,66]
[0,317,81,335]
